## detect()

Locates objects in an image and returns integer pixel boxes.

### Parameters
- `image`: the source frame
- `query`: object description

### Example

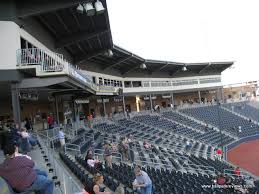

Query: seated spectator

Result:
[85,150,103,171]
[216,173,226,185]
[133,166,152,194]
[0,143,53,194]
[143,140,158,154]
[143,140,152,149]
[234,166,241,177]
[85,173,110,194]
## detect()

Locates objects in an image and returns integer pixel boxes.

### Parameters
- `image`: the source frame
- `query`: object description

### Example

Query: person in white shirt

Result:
[19,128,29,138]
[58,128,65,150]
[85,150,103,171]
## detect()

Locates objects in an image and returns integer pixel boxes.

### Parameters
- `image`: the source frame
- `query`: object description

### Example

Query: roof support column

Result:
[198,90,202,104]
[11,83,21,128]
[102,98,106,117]
[171,93,174,108]
[54,96,60,125]
[74,100,79,131]
[149,94,153,112]
[122,95,126,117]
[221,87,224,103]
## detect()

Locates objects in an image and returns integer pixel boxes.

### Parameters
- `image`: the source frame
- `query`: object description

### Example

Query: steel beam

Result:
[55,29,109,49]
[16,0,94,18]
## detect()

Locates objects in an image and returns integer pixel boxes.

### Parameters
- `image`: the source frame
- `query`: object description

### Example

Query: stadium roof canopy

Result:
[15,0,233,77]
[82,45,233,77]
[16,0,113,62]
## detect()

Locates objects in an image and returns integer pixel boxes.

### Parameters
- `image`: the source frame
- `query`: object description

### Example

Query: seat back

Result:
[0,176,12,194]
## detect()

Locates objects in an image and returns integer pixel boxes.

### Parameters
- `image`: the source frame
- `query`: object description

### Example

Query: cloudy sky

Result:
[107,0,259,85]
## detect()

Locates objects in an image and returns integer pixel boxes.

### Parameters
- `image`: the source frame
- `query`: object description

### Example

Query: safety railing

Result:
[223,169,252,179]
[17,48,63,69]
[102,136,117,144]
[184,164,216,174]
[16,48,102,92]
[93,148,122,162]
[37,132,59,149]
[64,143,81,154]
[45,127,61,139]
[63,124,76,139]
[37,134,83,194]
[112,112,126,120]
[133,159,174,170]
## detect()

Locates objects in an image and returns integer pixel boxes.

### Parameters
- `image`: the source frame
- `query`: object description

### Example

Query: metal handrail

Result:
[16,48,104,92]
[184,167,215,174]
[37,132,57,148]
[84,133,94,143]
[184,164,216,172]
[223,169,253,179]
[94,148,122,162]
[37,135,83,194]
[64,143,81,154]
[133,159,174,169]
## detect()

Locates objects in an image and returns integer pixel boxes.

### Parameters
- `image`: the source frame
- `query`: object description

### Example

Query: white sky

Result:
[107,0,259,85]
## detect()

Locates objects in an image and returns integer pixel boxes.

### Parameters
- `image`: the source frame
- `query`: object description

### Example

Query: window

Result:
[92,77,96,84]
[21,38,27,49]
[132,81,142,87]
[124,81,131,88]
[99,77,103,85]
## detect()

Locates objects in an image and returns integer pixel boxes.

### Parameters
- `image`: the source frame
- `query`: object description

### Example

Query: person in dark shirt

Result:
[10,123,21,145]
[85,173,110,194]
[103,142,112,168]
[85,150,103,171]
[0,143,53,194]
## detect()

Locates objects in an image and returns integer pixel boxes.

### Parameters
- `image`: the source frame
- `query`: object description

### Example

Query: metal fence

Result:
[37,134,83,194]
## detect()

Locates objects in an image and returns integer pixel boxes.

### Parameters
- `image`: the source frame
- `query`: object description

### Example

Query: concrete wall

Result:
[0,21,20,69]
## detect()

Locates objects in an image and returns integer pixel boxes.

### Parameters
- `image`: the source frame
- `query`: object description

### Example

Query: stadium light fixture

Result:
[84,3,95,16]
[140,63,147,69]
[182,65,187,71]
[95,0,105,15]
[77,4,84,14]
[104,49,113,57]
